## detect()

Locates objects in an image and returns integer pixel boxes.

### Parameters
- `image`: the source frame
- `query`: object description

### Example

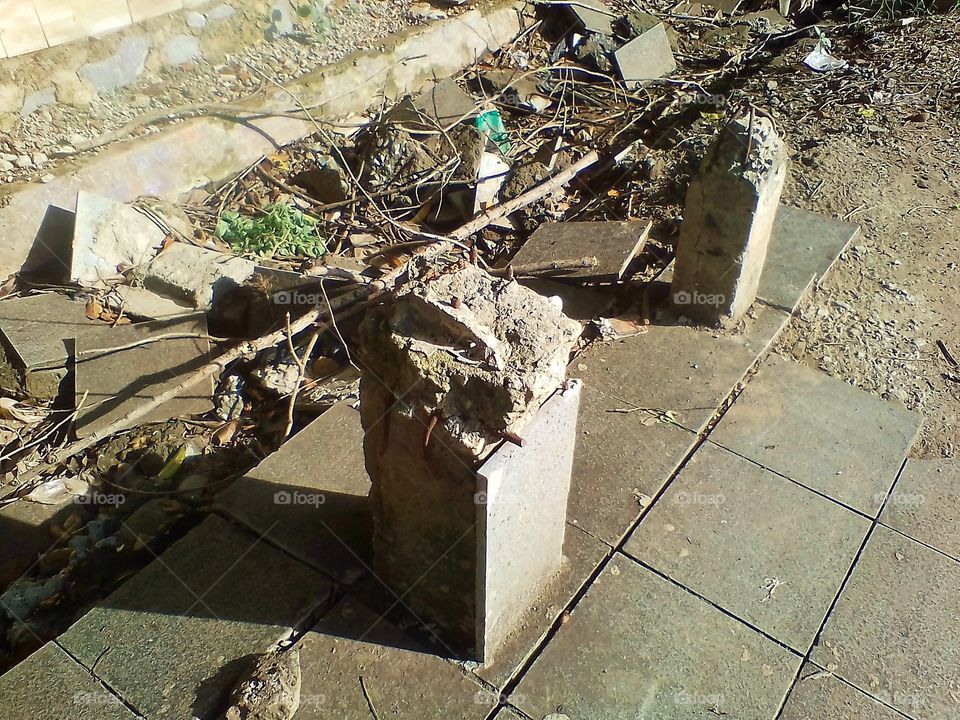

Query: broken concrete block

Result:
[74,314,214,437]
[140,242,257,308]
[671,114,788,324]
[71,192,166,288]
[564,0,615,35]
[358,260,582,659]
[511,220,651,282]
[614,21,677,89]
[0,294,103,401]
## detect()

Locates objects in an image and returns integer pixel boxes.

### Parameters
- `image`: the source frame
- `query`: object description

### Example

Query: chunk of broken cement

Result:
[112,286,194,320]
[564,0,615,35]
[71,192,167,288]
[140,242,256,308]
[512,220,651,282]
[74,314,214,437]
[671,114,788,324]
[361,259,582,456]
[614,21,677,89]
[358,260,582,658]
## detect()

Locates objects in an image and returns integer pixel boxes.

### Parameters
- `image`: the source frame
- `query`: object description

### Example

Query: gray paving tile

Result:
[295,596,487,719]
[710,354,921,516]
[780,662,907,720]
[60,515,332,720]
[568,374,697,544]
[625,442,869,652]
[511,554,801,720]
[813,525,960,719]
[758,204,860,312]
[569,309,785,543]
[75,314,214,437]
[572,318,760,435]
[880,459,960,559]
[0,642,136,720]
[475,523,608,689]
[0,293,101,370]
[218,402,372,583]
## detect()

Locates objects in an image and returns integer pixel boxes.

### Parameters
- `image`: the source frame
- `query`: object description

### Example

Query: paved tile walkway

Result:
[1,206,947,720]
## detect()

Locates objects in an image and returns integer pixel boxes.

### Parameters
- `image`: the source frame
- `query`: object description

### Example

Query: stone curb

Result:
[0,0,529,279]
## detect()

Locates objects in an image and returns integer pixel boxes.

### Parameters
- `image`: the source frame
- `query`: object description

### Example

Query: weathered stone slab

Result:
[0,642,136,720]
[511,220,651,282]
[141,242,257,308]
[614,22,677,89]
[813,525,960,719]
[565,0,614,35]
[880,459,960,559]
[218,401,372,583]
[60,515,332,720]
[758,204,860,312]
[624,442,869,652]
[489,708,525,720]
[412,77,479,127]
[710,354,921,515]
[780,663,906,720]
[672,115,788,324]
[475,522,607,689]
[74,314,214,437]
[511,554,801,719]
[295,597,488,719]
[0,293,100,371]
[71,191,166,288]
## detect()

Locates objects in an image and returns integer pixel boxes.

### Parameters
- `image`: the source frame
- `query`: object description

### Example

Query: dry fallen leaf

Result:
[0,397,48,425]
[212,419,242,446]
[85,298,103,320]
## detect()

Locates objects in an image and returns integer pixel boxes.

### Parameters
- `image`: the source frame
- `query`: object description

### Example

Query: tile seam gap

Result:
[803,659,919,720]
[772,454,910,720]
[705,439,877,522]
[876,520,960,566]
[54,640,146,718]
[625,555,803,657]
[497,541,616,697]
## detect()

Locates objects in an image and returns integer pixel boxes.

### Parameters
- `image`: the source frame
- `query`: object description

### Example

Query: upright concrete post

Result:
[672,113,788,324]
[357,259,582,660]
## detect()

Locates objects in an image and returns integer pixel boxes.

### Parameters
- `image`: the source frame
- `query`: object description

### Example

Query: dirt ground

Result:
[755,15,960,459]
[634,5,959,459]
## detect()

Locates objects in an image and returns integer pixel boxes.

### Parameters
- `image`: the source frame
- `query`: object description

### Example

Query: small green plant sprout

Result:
[216,203,328,259]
